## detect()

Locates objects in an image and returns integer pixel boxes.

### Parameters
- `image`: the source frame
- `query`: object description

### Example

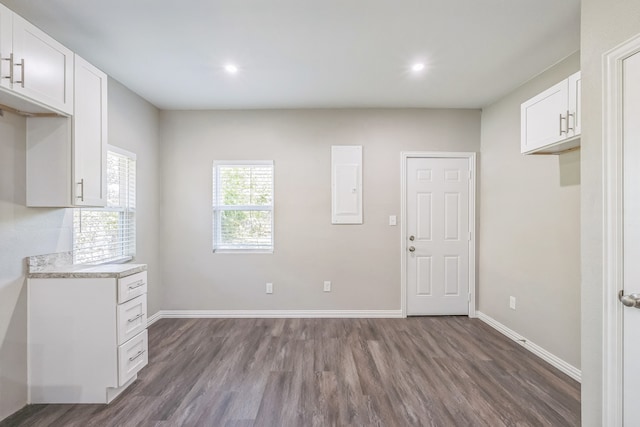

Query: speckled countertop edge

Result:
[27,264,147,279]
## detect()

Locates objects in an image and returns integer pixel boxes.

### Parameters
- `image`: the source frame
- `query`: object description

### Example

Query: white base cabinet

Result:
[521,71,581,155]
[28,271,148,404]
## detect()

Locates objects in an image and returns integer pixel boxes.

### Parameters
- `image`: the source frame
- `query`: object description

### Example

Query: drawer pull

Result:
[128,280,145,290]
[129,350,146,362]
[127,313,145,323]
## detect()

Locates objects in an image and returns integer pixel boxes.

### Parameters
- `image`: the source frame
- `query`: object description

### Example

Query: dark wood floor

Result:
[2,317,580,426]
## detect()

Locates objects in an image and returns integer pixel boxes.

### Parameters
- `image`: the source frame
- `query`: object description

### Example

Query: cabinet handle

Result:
[129,350,146,362]
[559,113,567,135]
[127,313,145,323]
[567,110,575,133]
[77,179,84,202]
[128,280,145,290]
[7,53,14,83]
[0,53,11,81]
[14,58,24,88]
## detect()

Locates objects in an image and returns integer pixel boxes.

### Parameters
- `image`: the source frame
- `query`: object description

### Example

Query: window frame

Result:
[73,145,137,264]
[212,160,275,254]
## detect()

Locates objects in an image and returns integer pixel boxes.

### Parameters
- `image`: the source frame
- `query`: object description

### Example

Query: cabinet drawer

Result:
[117,294,147,345]
[118,329,148,386]
[118,271,147,304]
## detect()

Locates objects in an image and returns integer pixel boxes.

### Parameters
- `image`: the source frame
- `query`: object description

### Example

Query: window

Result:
[213,161,274,252]
[73,147,136,264]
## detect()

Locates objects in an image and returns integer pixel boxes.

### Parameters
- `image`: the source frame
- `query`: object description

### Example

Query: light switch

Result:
[389,215,397,226]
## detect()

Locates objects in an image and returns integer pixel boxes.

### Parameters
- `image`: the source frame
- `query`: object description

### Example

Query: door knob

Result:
[409,235,415,241]
[409,246,415,252]
[619,291,640,308]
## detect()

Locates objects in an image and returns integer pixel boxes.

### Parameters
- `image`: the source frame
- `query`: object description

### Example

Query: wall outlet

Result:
[266,282,273,294]
[324,281,331,292]
[509,296,516,310]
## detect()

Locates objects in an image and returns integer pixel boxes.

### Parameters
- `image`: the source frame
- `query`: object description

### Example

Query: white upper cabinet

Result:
[0,5,73,115]
[0,4,11,90]
[73,55,107,207]
[568,72,581,136]
[521,71,581,155]
[26,55,107,207]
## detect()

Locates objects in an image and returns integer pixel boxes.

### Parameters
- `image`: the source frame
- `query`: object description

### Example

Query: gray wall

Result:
[108,79,163,316]
[159,109,480,311]
[0,79,160,421]
[581,0,640,424]
[479,52,581,368]
[0,111,73,421]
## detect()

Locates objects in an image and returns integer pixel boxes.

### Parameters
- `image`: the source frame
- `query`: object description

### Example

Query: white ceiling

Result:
[0,0,580,110]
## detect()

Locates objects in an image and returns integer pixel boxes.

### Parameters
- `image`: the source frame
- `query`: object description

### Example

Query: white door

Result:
[406,157,470,315]
[622,49,640,425]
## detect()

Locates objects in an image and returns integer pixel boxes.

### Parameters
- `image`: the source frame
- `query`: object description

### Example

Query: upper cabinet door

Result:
[11,13,73,115]
[0,4,11,90]
[568,71,581,137]
[73,55,107,207]
[520,79,569,154]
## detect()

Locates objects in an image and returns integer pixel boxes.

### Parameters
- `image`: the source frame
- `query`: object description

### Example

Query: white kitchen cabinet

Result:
[568,71,581,136]
[0,4,11,91]
[72,55,108,206]
[521,71,581,155]
[28,269,149,404]
[26,54,107,207]
[0,4,73,115]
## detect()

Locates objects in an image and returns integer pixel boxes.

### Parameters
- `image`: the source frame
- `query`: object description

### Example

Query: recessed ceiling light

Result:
[411,63,425,72]
[224,64,239,74]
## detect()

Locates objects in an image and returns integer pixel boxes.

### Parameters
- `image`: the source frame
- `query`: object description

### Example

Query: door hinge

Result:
[468,232,472,241]
[468,293,471,302]
[468,170,472,180]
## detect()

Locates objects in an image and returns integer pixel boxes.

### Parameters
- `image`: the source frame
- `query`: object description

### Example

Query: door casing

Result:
[602,32,640,427]
[400,151,477,318]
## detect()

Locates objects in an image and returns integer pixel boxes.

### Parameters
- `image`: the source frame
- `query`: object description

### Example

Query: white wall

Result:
[159,109,480,311]
[581,1,640,424]
[0,79,160,422]
[479,52,581,368]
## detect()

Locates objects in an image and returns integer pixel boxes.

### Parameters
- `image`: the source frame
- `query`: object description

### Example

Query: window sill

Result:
[213,250,273,255]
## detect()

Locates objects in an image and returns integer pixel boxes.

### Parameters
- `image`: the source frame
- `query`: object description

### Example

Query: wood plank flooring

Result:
[1,317,580,426]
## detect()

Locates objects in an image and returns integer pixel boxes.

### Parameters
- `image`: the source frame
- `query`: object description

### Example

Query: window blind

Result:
[213,161,274,252]
[74,148,136,264]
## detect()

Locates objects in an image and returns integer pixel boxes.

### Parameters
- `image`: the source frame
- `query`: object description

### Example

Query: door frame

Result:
[602,32,640,426]
[400,151,477,318]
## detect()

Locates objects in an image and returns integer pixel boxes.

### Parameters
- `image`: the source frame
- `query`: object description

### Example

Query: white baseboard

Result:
[476,311,581,383]
[146,311,163,326]
[148,309,402,322]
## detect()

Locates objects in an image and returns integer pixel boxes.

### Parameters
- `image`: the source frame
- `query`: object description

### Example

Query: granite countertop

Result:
[27,263,147,279]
